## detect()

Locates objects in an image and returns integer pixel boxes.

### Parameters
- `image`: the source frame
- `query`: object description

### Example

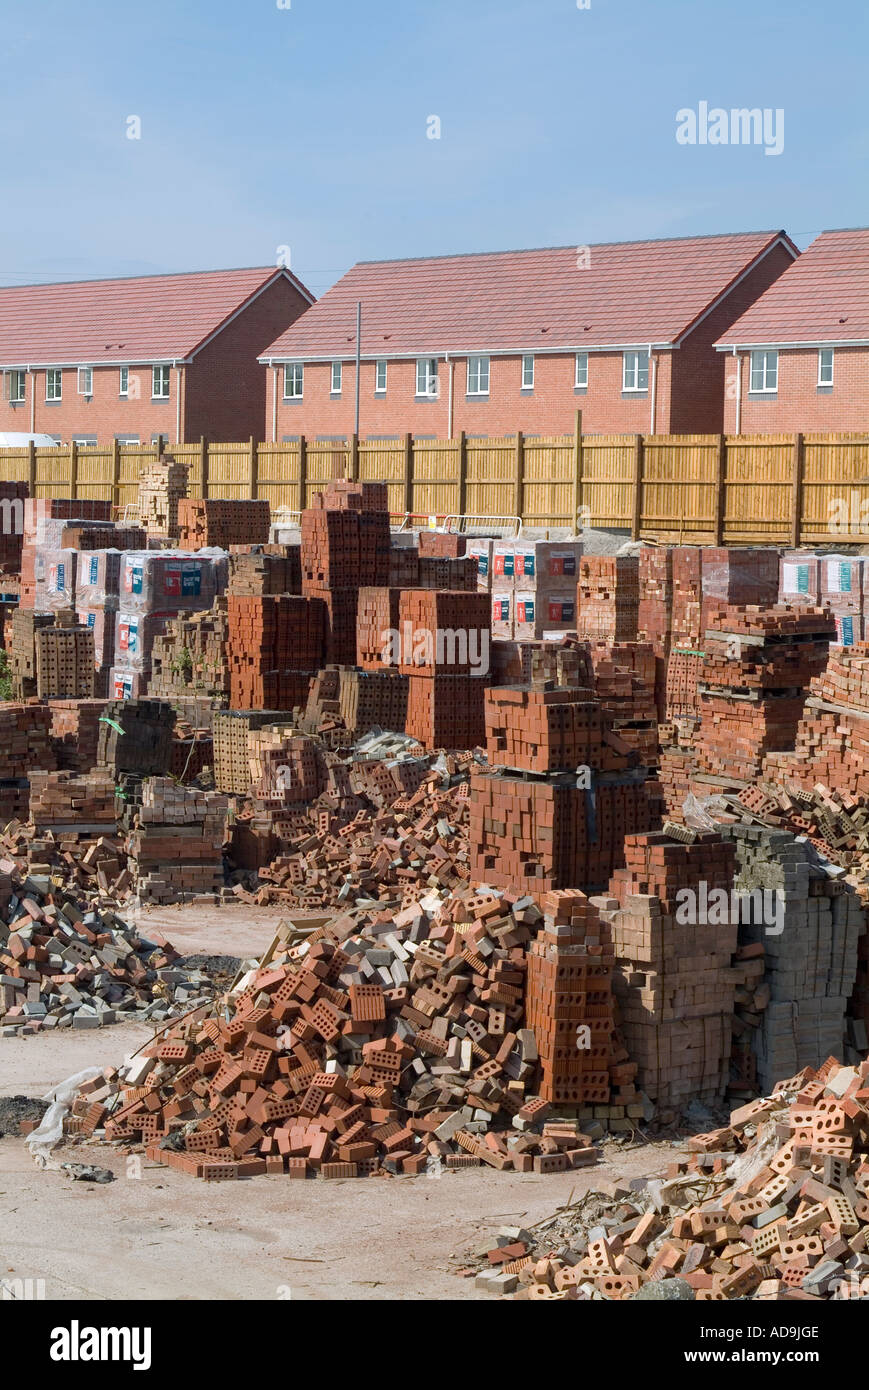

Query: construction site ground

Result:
[0,900,683,1301]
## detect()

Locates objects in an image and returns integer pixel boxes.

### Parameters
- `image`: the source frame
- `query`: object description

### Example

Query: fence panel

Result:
[522,436,575,528]
[641,435,720,542]
[411,440,461,520]
[257,442,301,512]
[579,435,635,529]
[359,439,406,517]
[801,433,869,543]
[465,437,516,521]
[723,435,793,544]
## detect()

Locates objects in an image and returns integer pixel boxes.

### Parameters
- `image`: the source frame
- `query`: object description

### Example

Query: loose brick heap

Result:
[213,710,290,795]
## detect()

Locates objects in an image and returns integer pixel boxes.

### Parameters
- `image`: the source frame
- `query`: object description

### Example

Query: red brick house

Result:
[260,232,796,442]
[0,265,314,447]
[716,228,869,433]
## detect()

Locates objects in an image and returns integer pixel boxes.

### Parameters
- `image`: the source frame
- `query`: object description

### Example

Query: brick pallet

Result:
[10,609,57,699]
[138,455,189,538]
[49,699,108,773]
[61,524,146,551]
[356,586,402,669]
[406,673,488,750]
[178,498,271,550]
[338,667,409,737]
[388,544,420,589]
[29,769,117,828]
[417,556,478,591]
[35,624,95,699]
[0,704,55,780]
[96,699,176,778]
[213,709,289,795]
[227,545,301,596]
[396,589,491,677]
[148,602,231,701]
[589,639,658,764]
[226,594,324,710]
[576,556,639,642]
[484,686,636,776]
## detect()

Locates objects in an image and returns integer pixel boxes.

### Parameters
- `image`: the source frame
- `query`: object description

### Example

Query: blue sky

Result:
[1,0,865,294]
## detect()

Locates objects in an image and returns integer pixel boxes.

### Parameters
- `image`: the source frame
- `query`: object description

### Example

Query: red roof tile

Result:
[715,228,869,348]
[261,232,793,361]
[0,266,314,367]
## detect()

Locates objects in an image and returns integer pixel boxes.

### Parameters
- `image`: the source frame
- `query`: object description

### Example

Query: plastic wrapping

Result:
[511,539,583,587]
[76,606,116,666]
[465,538,493,592]
[115,609,176,672]
[76,548,124,609]
[700,547,779,605]
[25,1067,104,1163]
[33,547,77,612]
[821,554,864,615]
[779,550,821,605]
[119,549,227,613]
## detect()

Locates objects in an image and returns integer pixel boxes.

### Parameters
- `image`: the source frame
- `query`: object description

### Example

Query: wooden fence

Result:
[2,417,869,544]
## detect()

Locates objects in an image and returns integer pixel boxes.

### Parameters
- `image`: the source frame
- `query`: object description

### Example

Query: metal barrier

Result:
[442,514,523,538]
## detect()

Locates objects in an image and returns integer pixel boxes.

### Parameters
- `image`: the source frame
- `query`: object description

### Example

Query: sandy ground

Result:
[0,901,683,1301]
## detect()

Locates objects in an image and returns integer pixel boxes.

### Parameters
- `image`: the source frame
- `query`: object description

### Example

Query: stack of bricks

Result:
[722,825,865,1095]
[490,637,592,690]
[588,640,658,765]
[10,608,56,698]
[576,556,639,642]
[49,699,108,773]
[665,547,704,719]
[356,586,401,669]
[35,621,95,699]
[0,704,55,779]
[399,589,491,750]
[227,544,301,596]
[61,523,146,551]
[338,667,409,737]
[483,685,636,777]
[819,554,864,646]
[213,710,288,795]
[247,726,323,806]
[601,830,740,1109]
[301,480,390,665]
[418,532,466,559]
[226,594,324,710]
[125,777,229,904]
[417,555,478,590]
[29,769,117,829]
[693,605,835,790]
[525,889,639,1111]
[96,700,175,783]
[148,602,231,702]
[387,541,420,589]
[138,454,189,539]
[637,545,673,718]
[764,643,869,798]
[178,498,271,551]
[0,480,27,572]
[19,499,112,608]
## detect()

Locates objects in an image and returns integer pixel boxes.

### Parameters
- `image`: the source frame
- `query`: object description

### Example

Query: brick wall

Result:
[186,275,311,443]
[723,344,869,433]
[0,364,179,445]
[671,241,795,434]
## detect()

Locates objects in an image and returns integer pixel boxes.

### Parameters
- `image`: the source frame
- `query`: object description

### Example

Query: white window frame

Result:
[750,350,778,393]
[152,365,171,400]
[283,362,303,399]
[72,435,98,448]
[119,366,129,397]
[467,355,490,396]
[375,359,387,394]
[115,435,140,446]
[623,349,649,392]
[331,361,343,395]
[8,370,26,403]
[575,352,589,389]
[416,357,439,397]
[77,366,93,396]
[46,369,62,402]
[818,348,834,387]
[521,355,535,390]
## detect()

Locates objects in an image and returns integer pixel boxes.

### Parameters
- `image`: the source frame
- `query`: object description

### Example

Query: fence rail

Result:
[2,418,869,543]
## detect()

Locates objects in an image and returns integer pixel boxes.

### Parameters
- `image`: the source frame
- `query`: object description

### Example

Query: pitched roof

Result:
[0,266,314,368]
[715,228,869,349]
[260,232,795,362]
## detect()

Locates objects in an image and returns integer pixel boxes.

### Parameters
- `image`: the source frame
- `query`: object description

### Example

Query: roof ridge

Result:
[355,231,787,268]
[0,265,282,293]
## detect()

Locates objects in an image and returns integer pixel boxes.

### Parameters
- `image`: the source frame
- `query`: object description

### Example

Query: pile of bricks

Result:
[525,890,639,1111]
[62,886,603,1180]
[227,544,301,596]
[28,770,117,829]
[576,556,639,642]
[601,830,740,1109]
[247,726,322,806]
[96,699,175,783]
[0,704,55,781]
[213,710,289,796]
[178,498,271,550]
[125,778,229,905]
[483,686,636,776]
[49,699,108,773]
[226,594,324,710]
[301,481,390,664]
[35,622,95,699]
[356,586,401,669]
[693,605,835,789]
[589,640,658,765]
[138,454,189,539]
[148,602,231,702]
[338,667,409,738]
[0,860,217,1035]
[472,1058,869,1300]
[764,643,869,802]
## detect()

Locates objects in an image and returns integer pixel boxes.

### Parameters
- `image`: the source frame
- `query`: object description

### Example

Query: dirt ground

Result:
[0,903,684,1301]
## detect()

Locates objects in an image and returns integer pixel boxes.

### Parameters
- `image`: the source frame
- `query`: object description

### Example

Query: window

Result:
[77,367,93,396]
[115,435,140,446]
[522,355,535,390]
[623,350,649,392]
[467,355,490,396]
[152,366,171,399]
[375,359,387,394]
[7,370,25,403]
[750,350,778,393]
[46,369,62,401]
[151,433,169,446]
[72,435,97,448]
[416,358,438,397]
[119,367,129,397]
[818,348,834,387]
[283,362,303,399]
[331,361,343,395]
[575,352,589,389]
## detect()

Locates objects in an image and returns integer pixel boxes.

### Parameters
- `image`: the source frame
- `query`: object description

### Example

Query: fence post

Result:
[573,409,583,530]
[714,433,726,545]
[791,432,804,547]
[298,435,307,512]
[200,437,209,499]
[349,432,359,482]
[249,436,258,500]
[111,437,121,513]
[631,434,644,540]
[69,440,78,502]
[403,432,413,516]
[514,431,524,523]
[457,431,468,520]
[27,439,37,499]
